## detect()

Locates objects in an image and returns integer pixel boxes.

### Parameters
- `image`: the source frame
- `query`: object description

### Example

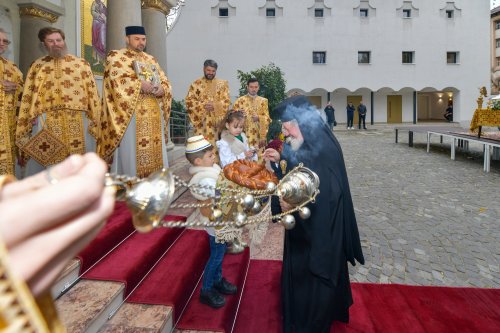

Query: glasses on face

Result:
[0,39,11,45]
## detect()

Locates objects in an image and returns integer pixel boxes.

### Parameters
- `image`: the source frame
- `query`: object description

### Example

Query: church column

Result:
[106,0,142,52]
[141,0,175,150]
[18,3,62,74]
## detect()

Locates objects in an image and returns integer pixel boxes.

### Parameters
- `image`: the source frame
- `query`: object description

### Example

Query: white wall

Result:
[166,0,490,123]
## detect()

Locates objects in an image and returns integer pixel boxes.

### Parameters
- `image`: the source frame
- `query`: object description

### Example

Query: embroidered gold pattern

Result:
[0,57,23,175]
[185,77,230,146]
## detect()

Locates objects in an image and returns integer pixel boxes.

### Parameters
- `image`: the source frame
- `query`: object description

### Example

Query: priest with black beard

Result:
[263,95,365,333]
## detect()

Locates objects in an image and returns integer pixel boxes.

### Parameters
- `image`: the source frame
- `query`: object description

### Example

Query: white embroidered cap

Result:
[185,135,212,154]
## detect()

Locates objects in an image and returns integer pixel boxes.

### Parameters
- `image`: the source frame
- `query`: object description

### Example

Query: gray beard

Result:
[48,47,68,59]
[286,137,304,151]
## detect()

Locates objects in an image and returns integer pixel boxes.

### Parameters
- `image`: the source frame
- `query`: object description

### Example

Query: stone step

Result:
[98,229,208,333]
[51,259,80,299]
[55,226,183,333]
[56,280,124,333]
[98,303,174,333]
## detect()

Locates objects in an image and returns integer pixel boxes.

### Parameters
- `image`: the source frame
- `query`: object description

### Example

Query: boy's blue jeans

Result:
[201,234,227,292]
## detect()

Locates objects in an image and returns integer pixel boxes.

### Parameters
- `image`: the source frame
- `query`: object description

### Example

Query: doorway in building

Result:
[347,95,362,126]
[417,91,454,121]
[307,96,322,109]
[387,95,402,123]
[417,94,430,120]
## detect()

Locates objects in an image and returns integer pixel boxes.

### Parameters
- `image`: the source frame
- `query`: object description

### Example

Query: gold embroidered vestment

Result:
[16,55,100,166]
[185,77,230,146]
[98,48,172,177]
[0,57,23,175]
[232,95,270,148]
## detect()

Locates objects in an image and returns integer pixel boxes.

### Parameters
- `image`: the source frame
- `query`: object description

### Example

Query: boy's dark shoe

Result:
[200,289,225,308]
[214,277,237,295]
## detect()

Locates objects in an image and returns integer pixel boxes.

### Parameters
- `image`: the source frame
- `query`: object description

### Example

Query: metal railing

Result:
[169,109,189,144]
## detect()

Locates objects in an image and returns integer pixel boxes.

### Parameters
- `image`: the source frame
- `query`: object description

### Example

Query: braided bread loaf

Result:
[223,160,278,190]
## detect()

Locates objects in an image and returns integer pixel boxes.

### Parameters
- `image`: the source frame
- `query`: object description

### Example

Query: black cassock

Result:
[271,96,365,333]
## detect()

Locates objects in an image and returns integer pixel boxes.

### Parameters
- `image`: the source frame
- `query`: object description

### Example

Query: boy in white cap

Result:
[185,135,237,308]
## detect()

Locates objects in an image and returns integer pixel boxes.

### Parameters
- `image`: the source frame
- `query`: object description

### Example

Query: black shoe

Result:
[200,289,225,308]
[213,277,237,295]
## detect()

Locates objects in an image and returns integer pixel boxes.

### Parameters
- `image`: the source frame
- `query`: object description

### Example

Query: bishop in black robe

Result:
[265,96,365,333]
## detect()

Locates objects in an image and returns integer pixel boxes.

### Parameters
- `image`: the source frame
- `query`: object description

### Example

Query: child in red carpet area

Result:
[185,135,237,309]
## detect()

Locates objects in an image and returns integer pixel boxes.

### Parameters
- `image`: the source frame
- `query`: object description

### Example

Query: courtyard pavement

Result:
[338,125,499,288]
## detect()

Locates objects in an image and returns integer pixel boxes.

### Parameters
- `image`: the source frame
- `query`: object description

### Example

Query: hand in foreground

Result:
[141,80,154,94]
[263,148,280,163]
[0,153,116,296]
[152,84,165,97]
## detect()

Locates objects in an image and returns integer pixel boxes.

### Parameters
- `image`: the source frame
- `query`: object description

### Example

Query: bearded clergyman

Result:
[185,59,230,147]
[263,95,365,333]
[98,26,172,178]
[0,28,23,176]
[16,27,100,177]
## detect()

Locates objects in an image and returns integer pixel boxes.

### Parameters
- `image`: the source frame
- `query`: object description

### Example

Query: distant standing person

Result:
[444,104,453,122]
[346,101,355,130]
[324,101,336,131]
[357,100,367,130]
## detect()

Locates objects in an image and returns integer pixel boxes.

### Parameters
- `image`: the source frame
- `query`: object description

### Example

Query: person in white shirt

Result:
[216,109,258,167]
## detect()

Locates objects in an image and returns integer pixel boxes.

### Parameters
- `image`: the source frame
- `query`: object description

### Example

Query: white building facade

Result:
[167,0,490,126]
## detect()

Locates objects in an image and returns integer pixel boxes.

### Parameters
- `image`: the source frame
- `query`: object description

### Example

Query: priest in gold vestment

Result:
[232,78,270,150]
[98,26,172,178]
[16,27,100,177]
[0,28,23,176]
[185,59,230,146]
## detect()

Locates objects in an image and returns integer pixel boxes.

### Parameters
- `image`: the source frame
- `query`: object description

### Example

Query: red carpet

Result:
[77,201,135,273]
[233,260,500,333]
[83,227,184,296]
[128,229,210,321]
[77,201,187,274]
[233,260,282,333]
[176,248,250,332]
[83,211,186,296]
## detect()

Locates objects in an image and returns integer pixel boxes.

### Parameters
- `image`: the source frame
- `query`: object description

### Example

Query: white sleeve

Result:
[216,139,238,167]
[197,177,217,198]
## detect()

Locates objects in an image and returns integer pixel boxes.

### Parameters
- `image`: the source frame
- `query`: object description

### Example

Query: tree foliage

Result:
[170,98,188,143]
[237,63,287,140]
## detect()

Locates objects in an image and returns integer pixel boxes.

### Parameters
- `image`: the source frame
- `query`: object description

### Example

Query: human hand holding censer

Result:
[0,154,319,331]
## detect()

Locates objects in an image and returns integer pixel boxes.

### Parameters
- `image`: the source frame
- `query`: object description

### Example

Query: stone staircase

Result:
[52,152,253,333]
